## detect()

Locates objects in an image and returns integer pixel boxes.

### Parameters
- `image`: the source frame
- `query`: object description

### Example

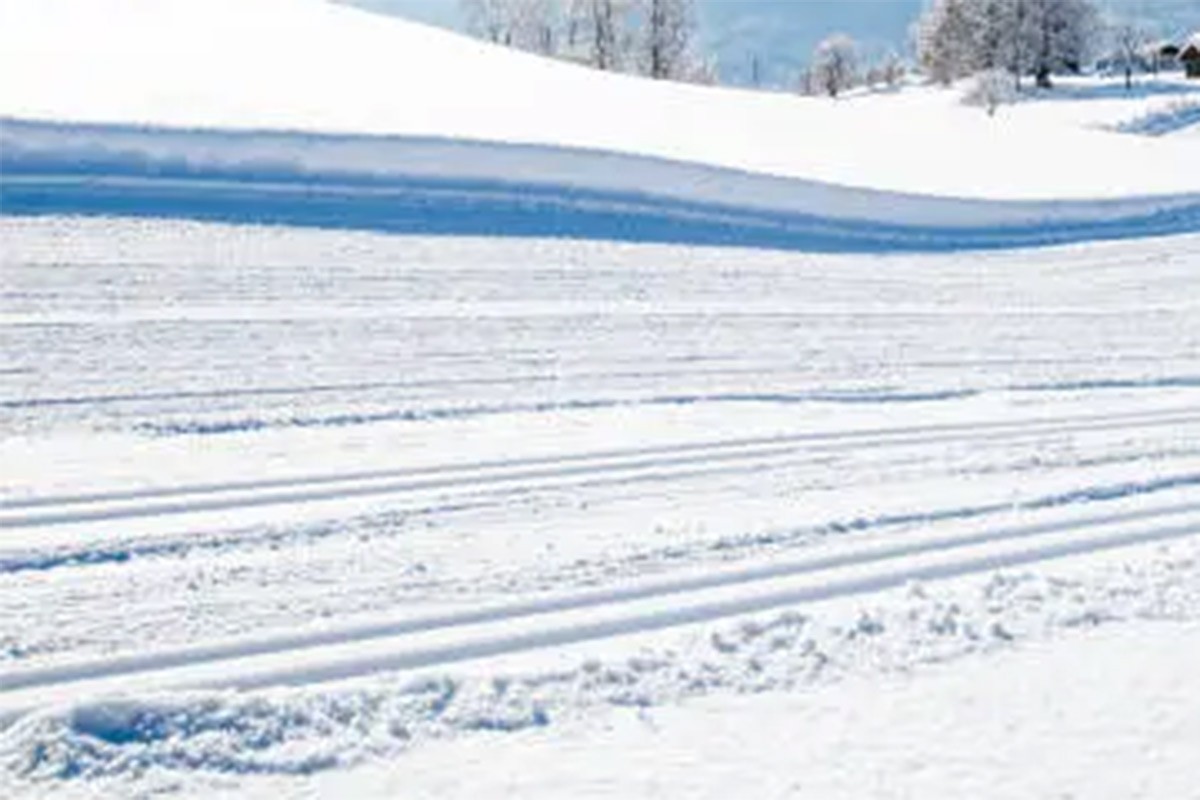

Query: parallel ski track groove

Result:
[4,405,1199,530]
[2,493,1199,717]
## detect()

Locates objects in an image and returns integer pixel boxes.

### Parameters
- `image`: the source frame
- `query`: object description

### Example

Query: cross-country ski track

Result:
[5,403,1200,531]
[4,219,1200,761]
[4,485,1200,722]
[4,0,1200,793]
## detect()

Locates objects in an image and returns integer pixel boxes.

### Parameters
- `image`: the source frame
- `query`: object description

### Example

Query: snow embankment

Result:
[1,0,1198,248]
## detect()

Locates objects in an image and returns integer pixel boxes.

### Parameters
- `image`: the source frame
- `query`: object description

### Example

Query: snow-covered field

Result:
[3,0,1200,796]
[3,217,1200,797]
[4,0,1200,255]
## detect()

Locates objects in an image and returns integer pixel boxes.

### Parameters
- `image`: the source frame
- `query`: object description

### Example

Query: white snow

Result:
[2,217,1200,796]
[294,621,1200,800]
[2,1,1200,796]
[1,0,1197,200]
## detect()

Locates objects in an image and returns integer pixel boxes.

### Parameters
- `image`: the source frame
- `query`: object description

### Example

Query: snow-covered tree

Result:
[461,0,561,54]
[813,34,858,97]
[915,0,1098,89]
[1022,0,1098,87]
[636,0,696,80]
[917,0,978,85]
[964,67,1017,114]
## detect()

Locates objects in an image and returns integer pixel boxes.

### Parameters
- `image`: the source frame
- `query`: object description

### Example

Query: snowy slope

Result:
[1,0,1197,203]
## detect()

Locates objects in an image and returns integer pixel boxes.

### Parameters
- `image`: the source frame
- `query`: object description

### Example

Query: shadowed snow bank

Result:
[4,120,1199,253]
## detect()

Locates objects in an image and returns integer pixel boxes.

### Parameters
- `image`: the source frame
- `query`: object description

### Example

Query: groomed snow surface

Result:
[3,217,1200,798]
[3,0,1200,796]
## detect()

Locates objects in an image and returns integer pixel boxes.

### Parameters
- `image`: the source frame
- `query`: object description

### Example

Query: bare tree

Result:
[685,54,720,85]
[515,0,561,55]
[882,52,906,88]
[813,34,858,98]
[1110,21,1146,91]
[638,0,697,80]
[796,67,818,96]
[864,52,906,90]
[462,0,515,45]
[464,0,716,83]
[574,0,633,70]
[461,0,561,54]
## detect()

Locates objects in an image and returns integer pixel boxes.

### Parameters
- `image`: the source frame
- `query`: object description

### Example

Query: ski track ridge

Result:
[2,492,1199,724]
[4,405,1200,531]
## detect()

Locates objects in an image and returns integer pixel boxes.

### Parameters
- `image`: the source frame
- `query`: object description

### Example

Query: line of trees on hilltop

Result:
[459,0,1129,99]
[916,0,1100,89]
[460,0,715,83]
[797,37,907,98]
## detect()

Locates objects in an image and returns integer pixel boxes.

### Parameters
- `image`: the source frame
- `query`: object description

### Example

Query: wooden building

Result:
[1182,37,1200,79]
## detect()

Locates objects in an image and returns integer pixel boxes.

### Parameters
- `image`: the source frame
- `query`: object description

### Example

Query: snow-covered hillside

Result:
[1,0,1197,207]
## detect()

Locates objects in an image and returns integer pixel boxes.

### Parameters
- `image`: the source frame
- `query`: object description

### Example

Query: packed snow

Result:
[289,620,1200,800]
[2,0,1200,796]
[3,217,1200,796]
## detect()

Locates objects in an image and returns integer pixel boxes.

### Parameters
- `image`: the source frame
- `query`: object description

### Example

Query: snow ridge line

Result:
[2,497,1199,720]
[4,405,1200,529]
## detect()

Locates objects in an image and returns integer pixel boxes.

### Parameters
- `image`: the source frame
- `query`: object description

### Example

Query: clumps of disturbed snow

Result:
[1113,100,1200,137]
[4,541,1199,794]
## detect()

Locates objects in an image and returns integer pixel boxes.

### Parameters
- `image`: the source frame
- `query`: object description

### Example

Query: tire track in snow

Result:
[2,493,1199,722]
[4,405,1200,532]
